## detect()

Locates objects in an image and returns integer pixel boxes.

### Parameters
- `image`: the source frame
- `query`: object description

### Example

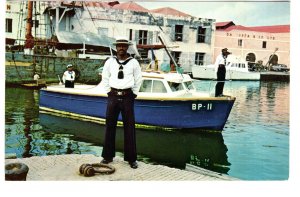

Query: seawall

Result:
[5,52,104,85]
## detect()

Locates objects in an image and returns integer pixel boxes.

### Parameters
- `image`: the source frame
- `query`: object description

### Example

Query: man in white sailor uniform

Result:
[100,36,142,169]
[62,64,76,88]
[214,48,230,97]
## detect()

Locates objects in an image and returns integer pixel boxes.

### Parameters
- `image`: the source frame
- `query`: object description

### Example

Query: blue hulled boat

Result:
[39,71,235,131]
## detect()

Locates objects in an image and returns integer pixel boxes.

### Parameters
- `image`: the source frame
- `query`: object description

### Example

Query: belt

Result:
[218,64,225,68]
[110,88,132,96]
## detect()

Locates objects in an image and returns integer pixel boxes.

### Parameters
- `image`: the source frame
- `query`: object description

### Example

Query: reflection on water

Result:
[5,81,289,180]
[39,113,230,173]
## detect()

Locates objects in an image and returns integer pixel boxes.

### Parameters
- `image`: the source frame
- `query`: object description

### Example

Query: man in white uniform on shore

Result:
[100,36,142,169]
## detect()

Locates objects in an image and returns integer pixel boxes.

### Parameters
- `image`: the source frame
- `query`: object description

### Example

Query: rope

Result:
[79,163,115,177]
[12,53,25,83]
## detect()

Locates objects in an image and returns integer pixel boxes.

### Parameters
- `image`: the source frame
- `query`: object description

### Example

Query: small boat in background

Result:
[192,55,260,81]
[21,79,47,89]
[39,71,235,131]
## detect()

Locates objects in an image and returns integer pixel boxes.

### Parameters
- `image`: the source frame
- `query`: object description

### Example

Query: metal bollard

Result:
[5,163,29,181]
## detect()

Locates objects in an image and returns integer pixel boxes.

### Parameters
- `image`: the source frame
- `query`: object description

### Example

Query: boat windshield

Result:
[184,81,195,90]
[168,82,184,92]
[139,79,167,93]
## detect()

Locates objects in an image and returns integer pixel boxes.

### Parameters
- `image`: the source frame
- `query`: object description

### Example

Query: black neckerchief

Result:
[114,56,133,65]
[114,56,133,79]
[223,55,227,66]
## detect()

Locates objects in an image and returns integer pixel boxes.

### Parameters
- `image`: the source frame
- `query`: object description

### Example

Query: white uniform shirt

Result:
[214,54,228,73]
[62,70,75,83]
[101,57,142,95]
[33,74,40,80]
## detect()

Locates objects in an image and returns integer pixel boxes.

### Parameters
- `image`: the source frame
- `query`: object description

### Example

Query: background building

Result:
[214,21,290,69]
[5,1,216,73]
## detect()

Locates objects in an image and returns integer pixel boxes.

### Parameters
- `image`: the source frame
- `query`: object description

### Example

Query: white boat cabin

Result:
[44,71,211,98]
[138,71,210,98]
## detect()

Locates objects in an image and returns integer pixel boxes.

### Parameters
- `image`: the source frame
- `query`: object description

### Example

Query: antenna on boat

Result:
[57,75,63,85]
[148,11,184,77]
[158,36,183,78]
[109,46,113,57]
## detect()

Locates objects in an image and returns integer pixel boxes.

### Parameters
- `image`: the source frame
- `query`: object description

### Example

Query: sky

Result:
[138,0,290,26]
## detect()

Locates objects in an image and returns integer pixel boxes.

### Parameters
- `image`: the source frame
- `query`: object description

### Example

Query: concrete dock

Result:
[5,154,237,181]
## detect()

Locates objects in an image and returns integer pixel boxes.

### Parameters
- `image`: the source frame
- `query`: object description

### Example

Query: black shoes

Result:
[100,158,113,164]
[101,158,137,169]
[129,161,138,169]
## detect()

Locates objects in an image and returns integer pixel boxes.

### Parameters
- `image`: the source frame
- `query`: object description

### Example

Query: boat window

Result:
[168,82,184,92]
[152,80,167,93]
[184,81,195,90]
[242,64,245,68]
[139,80,152,92]
[231,63,235,67]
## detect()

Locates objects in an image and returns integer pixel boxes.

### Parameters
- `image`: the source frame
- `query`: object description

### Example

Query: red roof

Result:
[247,25,290,33]
[225,25,253,31]
[84,1,111,9]
[216,21,235,27]
[151,7,192,17]
[219,24,290,33]
[112,1,149,13]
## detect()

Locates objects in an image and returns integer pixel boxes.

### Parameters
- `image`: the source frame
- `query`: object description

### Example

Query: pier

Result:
[5,154,238,181]
[260,72,290,82]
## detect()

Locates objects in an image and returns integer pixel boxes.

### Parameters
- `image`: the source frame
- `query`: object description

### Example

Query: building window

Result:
[129,29,133,40]
[175,25,183,41]
[171,51,181,65]
[262,41,267,49]
[197,27,206,43]
[195,53,205,65]
[33,20,39,28]
[6,18,12,33]
[238,39,243,47]
[139,30,148,45]
[97,27,108,36]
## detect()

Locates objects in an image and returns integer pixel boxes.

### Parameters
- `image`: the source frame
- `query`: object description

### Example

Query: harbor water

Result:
[5,80,289,180]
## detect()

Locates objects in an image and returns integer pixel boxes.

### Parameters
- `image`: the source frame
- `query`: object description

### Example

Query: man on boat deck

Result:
[100,36,142,169]
[214,48,231,97]
[62,64,76,88]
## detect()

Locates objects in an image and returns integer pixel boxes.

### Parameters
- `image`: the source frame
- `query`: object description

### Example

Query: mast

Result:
[24,0,34,49]
[265,47,279,71]
[158,36,183,75]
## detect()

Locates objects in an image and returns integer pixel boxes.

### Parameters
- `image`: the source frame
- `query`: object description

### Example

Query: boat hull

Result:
[39,90,235,131]
[192,66,260,81]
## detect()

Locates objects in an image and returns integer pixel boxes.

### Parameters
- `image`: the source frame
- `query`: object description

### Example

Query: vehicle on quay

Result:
[39,71,235,131]
[191,55,261,81]
[270,64,290,72]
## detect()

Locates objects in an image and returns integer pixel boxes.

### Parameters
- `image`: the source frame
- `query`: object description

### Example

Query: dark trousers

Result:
[101,91,137,162]
[65,80,74,88]
[215,66,226,96]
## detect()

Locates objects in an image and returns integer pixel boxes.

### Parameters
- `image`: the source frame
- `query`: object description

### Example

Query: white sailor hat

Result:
[67,64,73,68]
[113,36,132,45]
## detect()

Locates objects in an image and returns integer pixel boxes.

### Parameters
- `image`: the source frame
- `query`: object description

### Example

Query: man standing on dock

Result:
[62,64,76,88]
[214,48,230,97]
[100,36,142,169]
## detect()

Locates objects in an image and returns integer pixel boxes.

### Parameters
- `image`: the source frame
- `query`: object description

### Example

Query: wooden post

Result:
[24,0,34,49]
